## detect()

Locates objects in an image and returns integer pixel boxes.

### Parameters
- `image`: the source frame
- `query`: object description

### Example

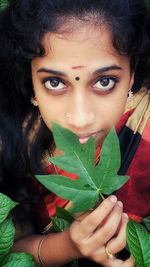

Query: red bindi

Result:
[72,66,84,70]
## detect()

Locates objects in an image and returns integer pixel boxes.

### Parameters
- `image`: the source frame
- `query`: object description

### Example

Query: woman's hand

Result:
[10,195,135,266]
[69,195,135,266]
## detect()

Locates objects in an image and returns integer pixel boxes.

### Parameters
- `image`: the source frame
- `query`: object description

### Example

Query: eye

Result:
[43,77,66,91]
[93,76,118,92]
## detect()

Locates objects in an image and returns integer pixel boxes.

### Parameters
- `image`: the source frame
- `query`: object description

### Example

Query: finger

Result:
[71,195,118,239]
[89,248,129,267]
[101,256,135,267]
[84,200,123,250]
[106,212,129,254]
[88,246,109,263]
[95,250,135,267]
[103,258,125,267]
[88,246,120,264]
[76,210,92,221]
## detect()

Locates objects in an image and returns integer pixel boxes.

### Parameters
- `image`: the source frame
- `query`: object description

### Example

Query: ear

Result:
[129,72,135,90]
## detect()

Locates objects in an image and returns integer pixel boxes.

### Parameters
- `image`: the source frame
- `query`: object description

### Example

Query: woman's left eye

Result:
[93,77,118,92]
[43,77,66,91]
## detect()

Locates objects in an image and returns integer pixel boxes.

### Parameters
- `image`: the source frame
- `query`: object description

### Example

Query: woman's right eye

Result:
[42,77,67,91]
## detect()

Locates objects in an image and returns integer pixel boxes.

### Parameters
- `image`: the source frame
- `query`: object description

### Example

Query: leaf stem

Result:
[99,192,105,201]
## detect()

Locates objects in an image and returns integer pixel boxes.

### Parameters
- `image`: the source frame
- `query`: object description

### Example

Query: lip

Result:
[77,131,100,144]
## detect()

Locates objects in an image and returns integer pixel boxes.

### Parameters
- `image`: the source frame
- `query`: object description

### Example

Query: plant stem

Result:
[99,192,105,201]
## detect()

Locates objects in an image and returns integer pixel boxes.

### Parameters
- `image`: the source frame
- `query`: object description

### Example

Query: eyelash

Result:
[93,76,119,93]
[41,75,119,94]
[42,77,66,92]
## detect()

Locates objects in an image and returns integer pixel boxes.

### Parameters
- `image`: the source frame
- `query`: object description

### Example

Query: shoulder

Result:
[124,87,150,113]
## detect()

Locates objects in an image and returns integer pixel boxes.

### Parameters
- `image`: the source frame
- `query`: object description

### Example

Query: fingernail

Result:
[110,195,117,203]
[123,213,128,219]
[117,201,123,208]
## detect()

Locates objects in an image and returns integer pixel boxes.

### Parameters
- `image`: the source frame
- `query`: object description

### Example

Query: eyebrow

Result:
[37,68,66,77]
[37,65,122,77]
[92,65,122,75]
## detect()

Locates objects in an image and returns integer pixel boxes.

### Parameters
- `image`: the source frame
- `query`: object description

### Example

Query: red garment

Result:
[116,110,150,222]
[30,110,150,228]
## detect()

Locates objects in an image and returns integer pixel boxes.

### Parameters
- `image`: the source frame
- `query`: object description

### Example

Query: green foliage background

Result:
[0,0,8,9]
[146,0,150,8]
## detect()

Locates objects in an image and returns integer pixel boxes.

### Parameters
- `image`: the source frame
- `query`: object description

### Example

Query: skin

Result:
[11,24,135,266]
[32,24,134,150]
[12,197,134,266]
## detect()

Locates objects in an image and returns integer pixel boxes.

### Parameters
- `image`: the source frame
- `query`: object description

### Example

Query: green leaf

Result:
[51,208,74,234]
[143,216,150,230]
[95,127,129,194]
[51,217,71,232]
[0,219,15,262]
[50,122,96,188]
[2,252,38,267]
[36,123,129,212]
[127,219,150,266]
[56,207,74,223]
[0,0,9,9]
[36,174,99,212]
[0,193,18,224]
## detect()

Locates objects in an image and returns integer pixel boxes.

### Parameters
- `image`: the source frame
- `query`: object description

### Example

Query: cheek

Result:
[38,101,66,131]
[95,103,125,147]
[99,95,127,128]
[113,107,125,126]
[108,102,126,126]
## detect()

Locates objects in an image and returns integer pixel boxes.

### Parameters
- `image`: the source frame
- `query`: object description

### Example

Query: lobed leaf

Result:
[127,219,150,266]
[98,174,129,195]
[95,127,129,193]
[50,122,96,188]
[36,174,99,212]
[36,123,129,212]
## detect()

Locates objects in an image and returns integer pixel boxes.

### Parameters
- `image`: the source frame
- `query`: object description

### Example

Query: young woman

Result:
[0,0,150,266]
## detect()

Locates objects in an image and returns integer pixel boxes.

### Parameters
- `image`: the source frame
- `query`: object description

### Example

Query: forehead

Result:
[43,25,113,57]
[33,25,129,70]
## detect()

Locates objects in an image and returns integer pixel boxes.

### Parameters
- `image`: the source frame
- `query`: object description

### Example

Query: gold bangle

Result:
[38,236,48,267]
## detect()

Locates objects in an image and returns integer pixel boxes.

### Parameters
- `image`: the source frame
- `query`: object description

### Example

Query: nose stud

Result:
[66,113,70,118]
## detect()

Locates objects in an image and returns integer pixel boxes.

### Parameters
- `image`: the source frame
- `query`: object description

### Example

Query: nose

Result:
[66,91,95,129]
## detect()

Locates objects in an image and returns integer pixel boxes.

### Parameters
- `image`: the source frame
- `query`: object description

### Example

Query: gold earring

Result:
[30,96,38,106]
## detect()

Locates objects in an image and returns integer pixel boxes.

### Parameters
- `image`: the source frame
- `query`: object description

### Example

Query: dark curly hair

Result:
[0,0,150,200]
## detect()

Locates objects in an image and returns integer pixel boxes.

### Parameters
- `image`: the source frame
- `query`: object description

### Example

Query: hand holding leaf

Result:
[35,122,150,266]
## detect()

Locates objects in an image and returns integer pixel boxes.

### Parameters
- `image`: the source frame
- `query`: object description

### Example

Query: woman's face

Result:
[31,25,134,149]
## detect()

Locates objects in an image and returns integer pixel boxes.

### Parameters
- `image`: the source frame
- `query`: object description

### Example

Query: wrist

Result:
[65,227,82,260]
[38,229,81,266]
